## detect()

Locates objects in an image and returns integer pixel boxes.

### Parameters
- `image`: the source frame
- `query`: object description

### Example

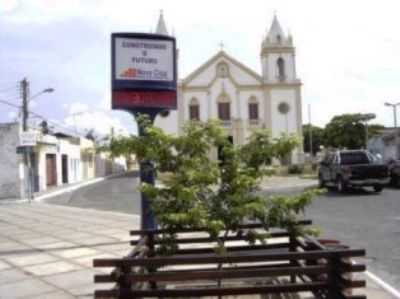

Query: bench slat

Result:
[93,248,366,268]
[95,281,327,298]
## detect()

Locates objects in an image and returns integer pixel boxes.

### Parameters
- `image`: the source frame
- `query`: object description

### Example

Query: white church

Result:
[154,13,304,164]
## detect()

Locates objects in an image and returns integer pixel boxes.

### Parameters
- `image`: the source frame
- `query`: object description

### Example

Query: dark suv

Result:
[318,150,390,193]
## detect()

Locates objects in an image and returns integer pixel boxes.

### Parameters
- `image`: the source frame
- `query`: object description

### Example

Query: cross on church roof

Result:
[219,41,224,51]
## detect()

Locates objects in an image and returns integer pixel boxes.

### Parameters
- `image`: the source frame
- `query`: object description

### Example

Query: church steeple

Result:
[156,10,169,36]
[260,14,297,83]
[266,14,285,44]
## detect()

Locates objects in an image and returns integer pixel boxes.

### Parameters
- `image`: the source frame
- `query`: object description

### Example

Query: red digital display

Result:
[112,91,177,109]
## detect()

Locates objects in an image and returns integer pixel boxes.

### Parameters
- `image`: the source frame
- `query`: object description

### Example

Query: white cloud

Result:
[7,111,17,120]
[63,102,129,136]
[0,0,19,14]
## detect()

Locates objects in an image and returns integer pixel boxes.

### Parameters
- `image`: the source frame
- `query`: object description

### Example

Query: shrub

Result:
[109,116,320,254]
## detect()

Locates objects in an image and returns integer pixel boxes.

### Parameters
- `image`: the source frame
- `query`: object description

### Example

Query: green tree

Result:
[108,117,319,254]
[323,113,384,149]
[302,124,324,155]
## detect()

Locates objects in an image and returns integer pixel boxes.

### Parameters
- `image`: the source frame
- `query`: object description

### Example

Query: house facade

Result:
[368,128,400,161]
[0,122,119,200]
[155,13,304,164]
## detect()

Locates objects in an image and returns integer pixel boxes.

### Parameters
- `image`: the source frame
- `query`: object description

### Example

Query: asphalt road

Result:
[44,173,400,288]
[306,187,400,289]
[44,171,142,215]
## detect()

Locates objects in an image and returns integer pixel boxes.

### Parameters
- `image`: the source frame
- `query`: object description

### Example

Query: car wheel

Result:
[373,185,383,193]
[337,177,347,193]
[318,173,325,188]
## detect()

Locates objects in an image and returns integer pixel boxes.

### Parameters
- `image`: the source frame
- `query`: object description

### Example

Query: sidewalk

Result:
[260,175,318,192]
[0,202,396,298]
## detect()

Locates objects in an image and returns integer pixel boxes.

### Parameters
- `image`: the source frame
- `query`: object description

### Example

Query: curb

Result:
[365,270,400,299]
[35,171,131,202]
[0,172,132,205]
[261,182,318,193]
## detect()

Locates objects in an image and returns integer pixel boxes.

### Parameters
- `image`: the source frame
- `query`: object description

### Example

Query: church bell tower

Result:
[260,14,297,84]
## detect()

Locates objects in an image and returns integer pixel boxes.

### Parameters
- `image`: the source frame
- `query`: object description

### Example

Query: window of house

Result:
[218,102,230,120]
[277,57,285,81]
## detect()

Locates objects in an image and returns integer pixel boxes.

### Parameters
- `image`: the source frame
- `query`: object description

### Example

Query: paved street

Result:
[43,171,141,215]
[306,187,400,289]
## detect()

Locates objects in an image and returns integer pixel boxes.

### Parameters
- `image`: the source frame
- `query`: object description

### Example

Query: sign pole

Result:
[111,32,177,231]
[132,109,161,230]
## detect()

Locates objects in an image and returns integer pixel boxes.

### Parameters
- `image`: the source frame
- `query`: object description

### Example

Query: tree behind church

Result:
[323,113,384,149]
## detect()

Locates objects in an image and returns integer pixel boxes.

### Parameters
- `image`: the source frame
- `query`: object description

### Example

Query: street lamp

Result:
[359,113,376,150]
[27,88,55,104]
[385,102,400,159]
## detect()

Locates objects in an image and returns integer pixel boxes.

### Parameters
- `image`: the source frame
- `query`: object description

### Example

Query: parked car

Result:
[318,150,390,193]
[387,159,400,187]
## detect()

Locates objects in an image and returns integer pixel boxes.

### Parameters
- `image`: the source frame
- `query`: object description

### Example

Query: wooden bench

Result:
[93,222,366,298]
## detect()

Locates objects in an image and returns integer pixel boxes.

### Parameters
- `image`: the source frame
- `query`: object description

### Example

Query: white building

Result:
[155,13,304,164]
[0,122,104,199]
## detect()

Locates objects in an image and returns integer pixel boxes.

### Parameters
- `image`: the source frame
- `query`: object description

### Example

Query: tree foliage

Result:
[302,124,324,155]
[108,116,319,254]
[323,113,384,149]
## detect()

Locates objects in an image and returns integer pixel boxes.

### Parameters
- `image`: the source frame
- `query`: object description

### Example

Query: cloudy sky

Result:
[1,0,399,136]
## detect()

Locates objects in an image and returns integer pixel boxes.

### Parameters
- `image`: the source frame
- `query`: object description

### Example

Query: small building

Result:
[368,128,400,161]
[0,122,122,200]
[0,123,24,199]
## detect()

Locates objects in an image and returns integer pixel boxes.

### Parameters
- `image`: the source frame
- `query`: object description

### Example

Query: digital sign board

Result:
[111,33,177,110]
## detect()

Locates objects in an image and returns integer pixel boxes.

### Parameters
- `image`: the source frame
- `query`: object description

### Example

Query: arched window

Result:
[189,98,200,121]
[217,95,231,121]
[277,57,285,81]
[276,34,281,44]
[248,96,259,121]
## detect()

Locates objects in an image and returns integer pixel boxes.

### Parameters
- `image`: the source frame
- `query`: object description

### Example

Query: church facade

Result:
[155,14,304,164]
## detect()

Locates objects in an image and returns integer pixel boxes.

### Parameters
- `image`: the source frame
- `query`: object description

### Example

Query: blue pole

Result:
[134,109,160,231]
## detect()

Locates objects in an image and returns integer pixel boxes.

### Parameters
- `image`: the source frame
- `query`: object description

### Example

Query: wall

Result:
[58,138,81,185]
[80,138,96,180]
[0,123,22,199]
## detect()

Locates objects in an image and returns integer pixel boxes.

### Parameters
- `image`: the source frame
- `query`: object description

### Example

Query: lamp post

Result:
[385,102,400,159]
[359,113,376,150]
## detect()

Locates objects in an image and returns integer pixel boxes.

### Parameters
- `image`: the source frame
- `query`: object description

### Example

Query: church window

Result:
[277,57,285,81]
[278,102,290,114]
[217,62,229,78]
[248,97,259,120]
[276,34,282,44]
[218,102,230,121]
[189,98,200,121]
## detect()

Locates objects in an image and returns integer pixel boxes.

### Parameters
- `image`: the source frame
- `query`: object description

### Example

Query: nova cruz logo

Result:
[119,68,168,80]
[120,68,137,78]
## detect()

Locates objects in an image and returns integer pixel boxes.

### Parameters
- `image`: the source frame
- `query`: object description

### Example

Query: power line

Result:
[29,110,85,136]
[0,98,21,109]
[0,85,18,94]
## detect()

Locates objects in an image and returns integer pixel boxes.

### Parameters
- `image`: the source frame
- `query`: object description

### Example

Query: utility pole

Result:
[20,78,33,201]
[21,78,29,131]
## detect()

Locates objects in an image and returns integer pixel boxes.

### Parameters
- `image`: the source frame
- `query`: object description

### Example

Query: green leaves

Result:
[108,118,318,255]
